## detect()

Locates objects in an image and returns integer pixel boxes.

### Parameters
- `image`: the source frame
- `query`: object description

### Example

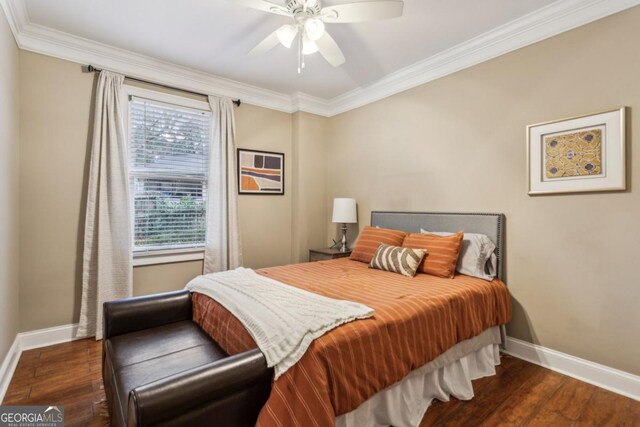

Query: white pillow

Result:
[420,229,497,280]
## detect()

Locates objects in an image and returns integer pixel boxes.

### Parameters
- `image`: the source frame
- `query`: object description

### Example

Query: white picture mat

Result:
[528,108,625,194]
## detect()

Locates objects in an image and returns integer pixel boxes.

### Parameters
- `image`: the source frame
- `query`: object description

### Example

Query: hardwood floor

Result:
[2,339,106,426]
[3,339,639,426]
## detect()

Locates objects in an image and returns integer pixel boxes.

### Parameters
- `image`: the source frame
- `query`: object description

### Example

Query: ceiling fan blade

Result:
[316,31,345,67]
[230,0,291,16]
[249,26,286,56]
[321,1,403,23]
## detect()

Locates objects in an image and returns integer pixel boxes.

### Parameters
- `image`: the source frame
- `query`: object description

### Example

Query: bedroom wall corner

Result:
[0,5,21,372]
[291,111,329,262]
[326,6,640,376]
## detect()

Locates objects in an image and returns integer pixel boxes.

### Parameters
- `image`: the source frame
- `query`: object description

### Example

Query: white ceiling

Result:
[23,0,558,99]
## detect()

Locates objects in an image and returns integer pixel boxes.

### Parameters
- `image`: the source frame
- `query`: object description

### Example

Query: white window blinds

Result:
[128,96,211,253]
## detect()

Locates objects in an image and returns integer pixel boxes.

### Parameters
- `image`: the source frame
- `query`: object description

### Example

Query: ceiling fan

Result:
[232,0,404,72]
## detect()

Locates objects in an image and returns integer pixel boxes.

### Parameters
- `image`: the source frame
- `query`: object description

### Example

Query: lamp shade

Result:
[332,198,357,223]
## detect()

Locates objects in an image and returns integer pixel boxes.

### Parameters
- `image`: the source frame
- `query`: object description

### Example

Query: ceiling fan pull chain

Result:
[297,30,302,74]
[301,31,306,70]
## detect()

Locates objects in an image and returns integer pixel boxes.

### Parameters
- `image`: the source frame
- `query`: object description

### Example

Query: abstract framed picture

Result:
[527,107,626,195]
[237,149,285,195]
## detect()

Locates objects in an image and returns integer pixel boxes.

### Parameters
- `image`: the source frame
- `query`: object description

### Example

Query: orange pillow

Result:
[402,232,464,278]
[350,226,407,264]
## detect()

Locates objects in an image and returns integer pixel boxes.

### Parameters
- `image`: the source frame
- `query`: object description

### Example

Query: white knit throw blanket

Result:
[185,268,374,379]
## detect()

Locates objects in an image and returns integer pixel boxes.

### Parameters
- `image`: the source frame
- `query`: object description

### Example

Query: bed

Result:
[192,211,511,427]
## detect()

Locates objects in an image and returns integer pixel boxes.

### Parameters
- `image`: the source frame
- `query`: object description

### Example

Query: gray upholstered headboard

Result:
[370,211,505,281]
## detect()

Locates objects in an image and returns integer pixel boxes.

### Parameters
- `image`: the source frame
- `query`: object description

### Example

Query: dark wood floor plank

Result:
[574,387,630,427]
[2,385,31,405]
[526,377,596,426]
[619,398,640,427]
[2,338,639,427]
[432,358,540,426]
[37,347,91,365]
[34,358,93,377]
[28,370,99,401]
[9,365,36,381]
[481,367,566,426]
[420,398,462,427]
[420,357,525,427]
[17,348,41,364]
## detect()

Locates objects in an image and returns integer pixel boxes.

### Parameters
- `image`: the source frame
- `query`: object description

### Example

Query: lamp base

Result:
[340,223,348,252]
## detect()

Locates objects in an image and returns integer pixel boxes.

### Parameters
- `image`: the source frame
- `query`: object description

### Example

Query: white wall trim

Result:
[2,0,639,117]
[0,336,21,403]
[292,92,331,117]
[133,250,205,267]
[505,336,640,402]
[327,0,640,116]
[18,324,81,352]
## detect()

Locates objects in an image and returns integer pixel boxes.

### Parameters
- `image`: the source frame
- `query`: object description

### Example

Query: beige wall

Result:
[237,104,294,268]
[292,112,329,262]
[17,52,303,331]
[327,7,640,375]
[0,7,21,365]
[19,52,95,332]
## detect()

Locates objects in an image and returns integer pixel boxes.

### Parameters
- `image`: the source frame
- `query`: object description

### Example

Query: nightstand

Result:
[309,248,352,262]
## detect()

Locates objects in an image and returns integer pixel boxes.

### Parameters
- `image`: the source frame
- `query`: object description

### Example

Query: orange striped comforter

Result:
[192,258,511,426]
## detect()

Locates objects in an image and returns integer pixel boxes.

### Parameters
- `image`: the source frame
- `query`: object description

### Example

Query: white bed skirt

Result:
[336,326,502,427]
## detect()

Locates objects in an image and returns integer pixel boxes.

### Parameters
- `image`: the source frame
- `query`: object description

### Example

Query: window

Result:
[127,89,212,265]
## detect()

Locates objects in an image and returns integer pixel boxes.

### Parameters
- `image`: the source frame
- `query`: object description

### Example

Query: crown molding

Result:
[326,0,640,116]
[2,0,639,117]
[291,92,331,117]
[0,0,308,114]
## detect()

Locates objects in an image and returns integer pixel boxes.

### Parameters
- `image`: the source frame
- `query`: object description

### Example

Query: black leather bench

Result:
[102,290,272,427]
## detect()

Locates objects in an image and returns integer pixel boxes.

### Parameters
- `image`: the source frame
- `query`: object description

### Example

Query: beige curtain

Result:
[204,96,242,273]
[77,71,132,340]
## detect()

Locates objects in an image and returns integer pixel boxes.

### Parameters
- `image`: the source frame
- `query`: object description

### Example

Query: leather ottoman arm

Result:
[103,290,192,339]
[127,348,272,427]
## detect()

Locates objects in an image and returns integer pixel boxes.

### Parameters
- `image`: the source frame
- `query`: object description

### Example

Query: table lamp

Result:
[332,198,357,252]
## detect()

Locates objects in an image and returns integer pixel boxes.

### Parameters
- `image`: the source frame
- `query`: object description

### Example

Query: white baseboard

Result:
[0,323,81,403]
[505,336,640,401]
[0,336,21,403]
[18,323,81,352]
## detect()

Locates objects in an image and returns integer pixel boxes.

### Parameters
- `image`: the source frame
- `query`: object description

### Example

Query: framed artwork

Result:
[237,149,285,195]
[527,107,626,195]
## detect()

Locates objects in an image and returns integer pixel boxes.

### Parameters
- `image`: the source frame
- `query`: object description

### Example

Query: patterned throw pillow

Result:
[402,232,464,278]
[369,244,426,278]
[350,226,407,264]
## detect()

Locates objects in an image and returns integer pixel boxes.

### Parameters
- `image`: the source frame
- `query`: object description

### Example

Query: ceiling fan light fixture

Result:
[304,17,325,41]
[276,24,298,48]
[302,36,319,55]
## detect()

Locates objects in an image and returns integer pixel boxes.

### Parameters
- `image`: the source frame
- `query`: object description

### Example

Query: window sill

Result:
[133,249,204,267]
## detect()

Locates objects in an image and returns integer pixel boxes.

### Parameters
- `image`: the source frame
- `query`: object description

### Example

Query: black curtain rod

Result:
[85,65,241,107]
